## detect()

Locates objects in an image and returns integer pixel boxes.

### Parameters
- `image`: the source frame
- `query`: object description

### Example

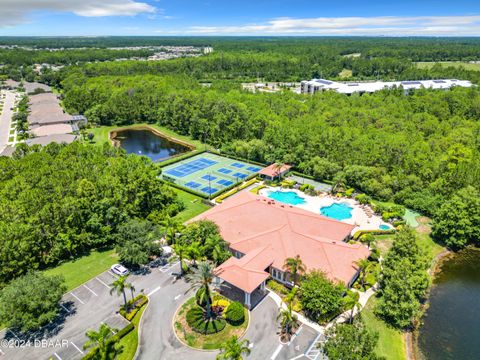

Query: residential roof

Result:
[193,191,369,292]
[26,134,77,146]
[28,93,59,106]
[258,163,292,177]
[31,124,74,137]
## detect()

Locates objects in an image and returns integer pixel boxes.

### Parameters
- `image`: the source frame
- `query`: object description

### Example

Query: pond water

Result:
[112,128,190,162]
[418,248,480,360]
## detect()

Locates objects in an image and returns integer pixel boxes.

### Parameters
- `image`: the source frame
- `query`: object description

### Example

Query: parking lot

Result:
[0,257,324,360]
[0,259,180,360]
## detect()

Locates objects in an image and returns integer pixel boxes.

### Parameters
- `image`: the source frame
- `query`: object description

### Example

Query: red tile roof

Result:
[192,192,369,293]
[258,163,292,177]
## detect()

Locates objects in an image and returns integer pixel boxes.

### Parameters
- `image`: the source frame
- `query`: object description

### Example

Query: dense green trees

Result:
[0,272,66,332]
[115,219,161,267]
[0,142,178,284]
[432,186,480,249]
[322,316,382,360]
[375,228,430,329]
[300,271,345,323]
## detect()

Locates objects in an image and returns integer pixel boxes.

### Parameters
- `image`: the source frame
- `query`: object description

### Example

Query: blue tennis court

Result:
[164,158,218,178]
[217,179,234,186]
[161,153,264,197]
[233,172,248,179]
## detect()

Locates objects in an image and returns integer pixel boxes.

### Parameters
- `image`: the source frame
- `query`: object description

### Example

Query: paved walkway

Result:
[0,90,15,153]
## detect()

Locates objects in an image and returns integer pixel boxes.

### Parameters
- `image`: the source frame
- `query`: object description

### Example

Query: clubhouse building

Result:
[192,191,369,308]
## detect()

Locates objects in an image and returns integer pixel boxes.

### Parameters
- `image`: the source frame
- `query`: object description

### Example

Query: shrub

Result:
[353,229,396,240]
[186,306,226,334]
[225,301,245,325]
[119,294,148,321]
[345,188,355,197]
[212,299,230,309]
[355,193,371,205]
[266,279,289,296]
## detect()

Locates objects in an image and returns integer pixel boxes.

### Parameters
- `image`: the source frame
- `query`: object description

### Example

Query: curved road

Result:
[137,280,280,360]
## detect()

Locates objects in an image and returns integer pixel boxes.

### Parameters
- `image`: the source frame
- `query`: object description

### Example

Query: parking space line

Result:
[0,348,5,355]
[70,292,85,304]
[70,341,84,355]
[83,284,98,296]
[107,271,117,278]
[288,325,303,345]
[95,277,111,289]
[147,286,161,296]
[8,330,20,340]
[174,294,181,300]
[271,344,283,360]
[53,352,62,360]
[60,304,71,313]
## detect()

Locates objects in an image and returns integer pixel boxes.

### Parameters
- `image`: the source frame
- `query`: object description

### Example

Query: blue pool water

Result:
[267,191,306,205]
[320,203,353,221]
[379,224,390,230]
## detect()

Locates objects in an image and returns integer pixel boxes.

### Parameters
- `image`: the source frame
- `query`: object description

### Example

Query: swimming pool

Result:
[320,203,353,221]
[379,224,390,230]
[267,191,306,205]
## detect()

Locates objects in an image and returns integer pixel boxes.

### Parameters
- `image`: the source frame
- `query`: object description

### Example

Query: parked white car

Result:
[111,264,129,276]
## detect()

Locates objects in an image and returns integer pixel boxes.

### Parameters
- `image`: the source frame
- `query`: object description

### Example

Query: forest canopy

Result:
[0,142,178,285]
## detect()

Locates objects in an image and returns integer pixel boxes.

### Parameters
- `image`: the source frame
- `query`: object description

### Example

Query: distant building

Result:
[26,134,78,146]
[258,163,292,181]
[301,78,473,95]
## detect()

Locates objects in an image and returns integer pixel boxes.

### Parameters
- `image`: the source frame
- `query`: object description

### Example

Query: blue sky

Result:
[1,0,480,36]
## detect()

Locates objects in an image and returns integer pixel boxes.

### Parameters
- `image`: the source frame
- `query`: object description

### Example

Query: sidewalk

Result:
[267,283,378,332]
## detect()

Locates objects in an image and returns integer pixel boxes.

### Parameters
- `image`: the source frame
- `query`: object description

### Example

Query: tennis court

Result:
[161,153,263,196]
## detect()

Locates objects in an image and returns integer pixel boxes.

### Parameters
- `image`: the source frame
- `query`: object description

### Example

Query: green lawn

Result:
[363,296,405,360]
[85,123,205,150]
[416,61,480,71]
[43,248,119,292]
[172,187,211,223]
[117,303,147,360]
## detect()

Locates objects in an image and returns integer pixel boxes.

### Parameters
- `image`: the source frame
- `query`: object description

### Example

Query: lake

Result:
[418,248,480,360]
[111,128,191,162]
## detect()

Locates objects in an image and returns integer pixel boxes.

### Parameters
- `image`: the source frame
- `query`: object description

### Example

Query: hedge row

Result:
[353,229,396,240]
[82,323,135,360]
[186,306,226,335]
[158,149,207,168]
[215,178,259,203]
[120,294,149,321]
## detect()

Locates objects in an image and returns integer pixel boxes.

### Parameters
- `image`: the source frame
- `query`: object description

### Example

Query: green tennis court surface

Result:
[161,153,263,196]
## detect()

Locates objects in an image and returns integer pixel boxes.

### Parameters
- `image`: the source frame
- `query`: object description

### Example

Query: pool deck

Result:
[258,187,391,235]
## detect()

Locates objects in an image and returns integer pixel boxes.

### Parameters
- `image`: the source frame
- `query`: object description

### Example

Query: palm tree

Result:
[187,242,203,267]
[126,282,136,301]
[272,162,285,180]
[277,302,299,342]
[216,335,251,360]
[161,215,183,244]
[354,259,372,290]
[283,255,306,286]
[110,275,130,310]
[186,262,215,318]
[173,242,189,275]
[343,291,362,324]
[83,323,118,359]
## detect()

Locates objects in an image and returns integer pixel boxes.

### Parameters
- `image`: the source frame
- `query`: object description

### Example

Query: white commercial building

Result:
[300,78,473,95]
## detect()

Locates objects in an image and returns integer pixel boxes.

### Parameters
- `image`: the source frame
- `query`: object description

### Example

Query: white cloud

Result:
[0,0,156,27]
[186,15,480,36]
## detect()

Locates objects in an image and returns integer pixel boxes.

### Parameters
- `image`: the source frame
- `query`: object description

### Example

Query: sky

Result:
[0,0,480,37]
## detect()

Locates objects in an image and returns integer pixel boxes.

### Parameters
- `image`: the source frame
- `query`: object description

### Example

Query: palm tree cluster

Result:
[109,275,136,311]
